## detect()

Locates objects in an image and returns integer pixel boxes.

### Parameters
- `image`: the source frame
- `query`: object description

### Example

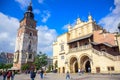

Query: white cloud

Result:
[99,0,120,32]
[37,25,57,56]
[62,24,69,31]
[38,0,44,4]
[0,12,19,53]
[15,0,30,9]
[41,10,51,23]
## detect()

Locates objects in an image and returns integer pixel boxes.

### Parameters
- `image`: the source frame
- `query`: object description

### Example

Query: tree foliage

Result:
[0,63,13,69]
[34,52,48,70]
[47,64,53,72]
[21,64,30,71]
[0,63,5,69]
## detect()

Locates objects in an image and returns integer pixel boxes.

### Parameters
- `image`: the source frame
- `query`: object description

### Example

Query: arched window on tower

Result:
[30,32,33,36]
[28,54,32,59]
[28,41,32,51]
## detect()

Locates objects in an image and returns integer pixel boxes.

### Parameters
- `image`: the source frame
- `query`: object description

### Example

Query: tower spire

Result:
[30,0,32,6]
[23,0,34,19]
[27,0,32,12]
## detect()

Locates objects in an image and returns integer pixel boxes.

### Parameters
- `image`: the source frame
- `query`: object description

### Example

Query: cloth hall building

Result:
[53,15,120,73]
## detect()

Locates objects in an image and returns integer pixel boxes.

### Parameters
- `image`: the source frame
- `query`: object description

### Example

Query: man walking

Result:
[30,70,36,80]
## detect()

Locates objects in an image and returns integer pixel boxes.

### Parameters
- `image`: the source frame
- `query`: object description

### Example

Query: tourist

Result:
[88,67,91,73]
[66,71,70,80]
[7,71,12,80]
[78,68,81,75]
[2,71,7,80]
[30,70,36,80]
[11,70,15,80]
[40,69,44,79]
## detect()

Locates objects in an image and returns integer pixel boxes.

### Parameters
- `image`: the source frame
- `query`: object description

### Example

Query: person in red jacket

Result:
[7,71,12,80]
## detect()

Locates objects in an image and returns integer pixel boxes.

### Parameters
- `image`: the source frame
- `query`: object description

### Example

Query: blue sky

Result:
[0,0,120,56]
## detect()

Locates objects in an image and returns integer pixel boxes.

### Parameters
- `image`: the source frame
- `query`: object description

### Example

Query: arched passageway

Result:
[70,57,78,73]
[80,55,91,73]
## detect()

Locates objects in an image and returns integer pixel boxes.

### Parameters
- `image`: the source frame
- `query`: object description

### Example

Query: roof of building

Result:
[91,42,117,47]
[68,33,93,44]
[6,53,14,58]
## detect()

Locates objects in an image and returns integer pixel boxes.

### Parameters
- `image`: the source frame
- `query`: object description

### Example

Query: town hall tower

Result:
[13,2,38,70]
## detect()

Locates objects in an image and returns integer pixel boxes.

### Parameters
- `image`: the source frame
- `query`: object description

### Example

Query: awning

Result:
[91,42,117,47]
[8,67,20,70]
[68,34,93,43]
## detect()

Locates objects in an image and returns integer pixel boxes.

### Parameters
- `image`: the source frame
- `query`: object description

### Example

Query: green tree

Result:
[34,52,48,70]
[21,64,30,71]
[5,64,13,69]
[48,64,53,72]
[0,63,5,69]
[0,63,13,70]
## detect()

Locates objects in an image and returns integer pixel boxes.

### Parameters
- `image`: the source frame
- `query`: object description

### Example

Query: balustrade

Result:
[69,44,91,52]
[69,45,120,61]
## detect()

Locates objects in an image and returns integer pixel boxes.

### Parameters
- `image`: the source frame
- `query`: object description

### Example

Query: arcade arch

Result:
[80,55,91,73]
[70,56,78,73]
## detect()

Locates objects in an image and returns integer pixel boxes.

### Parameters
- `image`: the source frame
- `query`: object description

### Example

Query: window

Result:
[28,41,32,50]
[28,44,31,50]
[28,54,32,59]
[96,67,100,73]
[30,32,33,36]
[107,66,114,71]
[61,56,64,59]
[111,67,114,71]
[61,45,64,51]
[107,67,110,71]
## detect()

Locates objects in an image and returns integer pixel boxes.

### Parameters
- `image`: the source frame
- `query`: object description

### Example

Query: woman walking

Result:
[66,71,70,80]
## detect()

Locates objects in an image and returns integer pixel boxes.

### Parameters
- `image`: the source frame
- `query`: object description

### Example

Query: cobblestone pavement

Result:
[0,73,120,80]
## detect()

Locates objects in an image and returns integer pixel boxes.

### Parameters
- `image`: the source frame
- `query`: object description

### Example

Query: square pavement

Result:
[0,73,120,80]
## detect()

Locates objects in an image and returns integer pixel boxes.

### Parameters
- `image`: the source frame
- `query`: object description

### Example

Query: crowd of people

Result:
[0,68,87,80]
[0,69,45,80]
[2,70,15,80]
